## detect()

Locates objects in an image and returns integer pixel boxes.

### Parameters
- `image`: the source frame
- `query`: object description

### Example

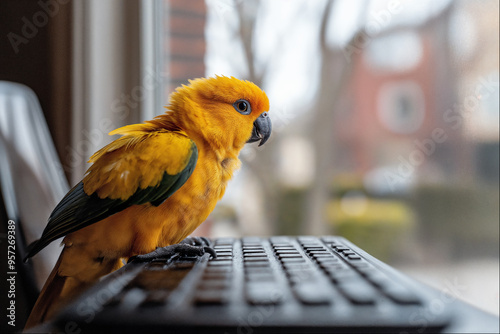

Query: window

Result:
[377,80,425,134]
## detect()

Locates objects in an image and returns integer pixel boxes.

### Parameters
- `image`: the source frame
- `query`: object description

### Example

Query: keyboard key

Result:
[315,257,339,263]
[301,243,323,248]
[207,260,232,266]
[214,256,232,262]
[246,282,283,305]
[197,279,230,290]
[243,253,267,257]
[278,254,304,259]
[305,247,327,252]
[271,244,292,248]
[245,268,274,279]
[282,263,314,271]
[349,261,370,269]
[139,290,170,307]
[327,269,359,283]
[216,251,233,257]
[245,272,276,282]
[333,247,351,253]
[311,253,335,258]
[205,266,232,273]
[244,257,268,262]
[202,271,232,280]
[243,246,263,251]
[194,290,228,305]
[243,249,266,253]
[364,272,390,288]
[322,262,347,269]
[243,257,268,263]
[214,245,233,249]
[288,272,322,285]
[280,257,306,263]
[273,245,297,250]
[337,280,378,305]
[318,262,343,271]
[244,261,270,268]
[242,242,262,246]
[382,284,420,304]
[292,282,332,305]
[177,256,201,261]
[274,250,301,255]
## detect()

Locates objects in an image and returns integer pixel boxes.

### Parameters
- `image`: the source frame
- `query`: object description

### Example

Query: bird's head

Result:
[167,76,271,151]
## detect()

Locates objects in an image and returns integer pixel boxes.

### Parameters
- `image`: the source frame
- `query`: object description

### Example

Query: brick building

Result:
[164,0,207,96]
[334,18,471,184]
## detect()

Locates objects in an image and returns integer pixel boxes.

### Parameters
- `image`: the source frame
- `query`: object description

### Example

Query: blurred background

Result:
[0,0,498,329]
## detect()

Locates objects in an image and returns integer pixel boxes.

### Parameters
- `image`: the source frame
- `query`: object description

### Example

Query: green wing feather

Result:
[25,132,197,260]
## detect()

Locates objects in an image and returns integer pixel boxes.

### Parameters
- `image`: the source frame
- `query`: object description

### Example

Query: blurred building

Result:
[163,0,207,96]
[336,1,499,190]
[320,1,499,261]
[456,1,499,185]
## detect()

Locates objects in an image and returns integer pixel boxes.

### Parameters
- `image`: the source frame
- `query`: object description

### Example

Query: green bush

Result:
[326,199,414,262]
[411,183,499,258]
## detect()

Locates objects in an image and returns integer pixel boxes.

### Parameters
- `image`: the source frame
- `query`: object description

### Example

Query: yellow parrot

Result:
[24,76,271,328]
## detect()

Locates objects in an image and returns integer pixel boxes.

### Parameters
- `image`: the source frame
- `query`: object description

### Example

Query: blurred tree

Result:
[304,1,366,234]
[219,0,460,236]
[230,0,367,234]
[232,0,280,233]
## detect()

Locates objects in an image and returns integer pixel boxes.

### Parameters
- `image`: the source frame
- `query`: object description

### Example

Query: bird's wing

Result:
[25,130,197,259]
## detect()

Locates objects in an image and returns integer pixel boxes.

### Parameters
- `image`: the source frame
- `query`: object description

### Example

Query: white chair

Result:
[0,81,69,309]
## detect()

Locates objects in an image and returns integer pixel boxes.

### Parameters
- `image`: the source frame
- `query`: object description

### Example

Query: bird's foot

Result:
[179,236,212,247]
[128,237,216,263]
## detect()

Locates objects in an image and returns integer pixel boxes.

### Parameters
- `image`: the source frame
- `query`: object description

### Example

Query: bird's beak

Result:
[247,112,272,147]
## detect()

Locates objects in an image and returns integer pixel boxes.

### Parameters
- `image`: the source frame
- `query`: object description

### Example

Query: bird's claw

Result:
[201,246,217,259]
[128,240,216,264]
[179,236,212,247]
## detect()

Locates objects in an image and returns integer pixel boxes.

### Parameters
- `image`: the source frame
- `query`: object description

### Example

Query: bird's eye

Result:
[233,99,251,115]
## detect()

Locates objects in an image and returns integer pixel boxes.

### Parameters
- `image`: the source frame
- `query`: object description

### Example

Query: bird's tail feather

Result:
[23,239,39,262]
[24,252,66,329]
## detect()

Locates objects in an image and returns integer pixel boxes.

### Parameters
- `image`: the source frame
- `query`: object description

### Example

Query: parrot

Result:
[23,76,271,328]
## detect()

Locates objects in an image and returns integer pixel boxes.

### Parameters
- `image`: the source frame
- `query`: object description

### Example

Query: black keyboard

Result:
[56,236,452,333]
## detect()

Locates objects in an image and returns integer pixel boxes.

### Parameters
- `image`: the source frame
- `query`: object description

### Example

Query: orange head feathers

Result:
[155,76,271,152]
